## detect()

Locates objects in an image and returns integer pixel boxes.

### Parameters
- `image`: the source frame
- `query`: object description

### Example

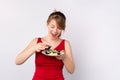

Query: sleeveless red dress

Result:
[32,38,65,80]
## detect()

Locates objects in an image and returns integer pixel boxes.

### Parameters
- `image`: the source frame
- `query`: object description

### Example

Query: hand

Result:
[56,50,66,60]
[35,43,48,52]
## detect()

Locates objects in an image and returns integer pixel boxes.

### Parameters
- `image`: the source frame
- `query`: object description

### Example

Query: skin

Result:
[15,19,75,74]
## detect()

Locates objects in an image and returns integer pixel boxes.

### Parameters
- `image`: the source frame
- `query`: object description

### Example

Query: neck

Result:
[43,36,59,44]
[46,34,60,41]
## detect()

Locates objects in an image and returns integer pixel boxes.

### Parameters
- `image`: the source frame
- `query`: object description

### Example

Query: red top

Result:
[32,38,65,80]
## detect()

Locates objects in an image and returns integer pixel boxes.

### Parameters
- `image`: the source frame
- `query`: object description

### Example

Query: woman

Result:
[15,11,75,80]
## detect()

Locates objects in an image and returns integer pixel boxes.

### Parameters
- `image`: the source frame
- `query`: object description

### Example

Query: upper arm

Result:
[65,40,73,59]
[24,38,38,50]
[15,38,38,65]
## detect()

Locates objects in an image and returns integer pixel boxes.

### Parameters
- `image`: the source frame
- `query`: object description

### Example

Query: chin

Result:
[51,35,59,39]
[52,36,58,38]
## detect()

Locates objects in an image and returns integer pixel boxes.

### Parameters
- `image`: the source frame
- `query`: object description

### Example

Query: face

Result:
[47,19,62,39]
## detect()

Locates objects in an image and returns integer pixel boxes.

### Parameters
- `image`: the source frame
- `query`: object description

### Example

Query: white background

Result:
[0,0,120,80]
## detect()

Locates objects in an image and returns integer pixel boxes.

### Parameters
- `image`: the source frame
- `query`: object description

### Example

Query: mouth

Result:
[51,33,58,37]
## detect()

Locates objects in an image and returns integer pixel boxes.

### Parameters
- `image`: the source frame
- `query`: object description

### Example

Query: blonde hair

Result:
[47,11,66,30]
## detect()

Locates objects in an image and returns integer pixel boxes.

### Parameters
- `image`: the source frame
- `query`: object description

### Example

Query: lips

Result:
[51,33,58,37]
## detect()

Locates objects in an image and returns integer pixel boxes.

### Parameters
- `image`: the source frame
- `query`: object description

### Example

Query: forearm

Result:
[63,57,75,74]
[15,47,35,65]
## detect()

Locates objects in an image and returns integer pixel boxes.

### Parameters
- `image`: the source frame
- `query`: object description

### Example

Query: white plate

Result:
[42,50,64,56]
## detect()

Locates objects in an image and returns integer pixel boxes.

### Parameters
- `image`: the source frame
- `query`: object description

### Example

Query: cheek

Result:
[48,29,54,35]
[50,30,62,35]
[48,29,53,33]
[48,27,52,32]
[58,30,62,34]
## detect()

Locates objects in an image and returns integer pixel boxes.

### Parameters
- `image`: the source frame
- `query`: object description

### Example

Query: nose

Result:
[53,28,58,34]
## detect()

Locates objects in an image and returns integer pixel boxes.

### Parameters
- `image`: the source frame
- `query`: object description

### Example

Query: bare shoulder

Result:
[27,37,38,47]
[64,40,71,46]
[64,39,72,51]
[31,37,38,42]
[30,38,38,44]
[64,39,73,57]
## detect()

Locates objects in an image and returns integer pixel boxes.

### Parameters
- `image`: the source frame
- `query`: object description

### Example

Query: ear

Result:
[47,22,50,27]
[46,23,48,26]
